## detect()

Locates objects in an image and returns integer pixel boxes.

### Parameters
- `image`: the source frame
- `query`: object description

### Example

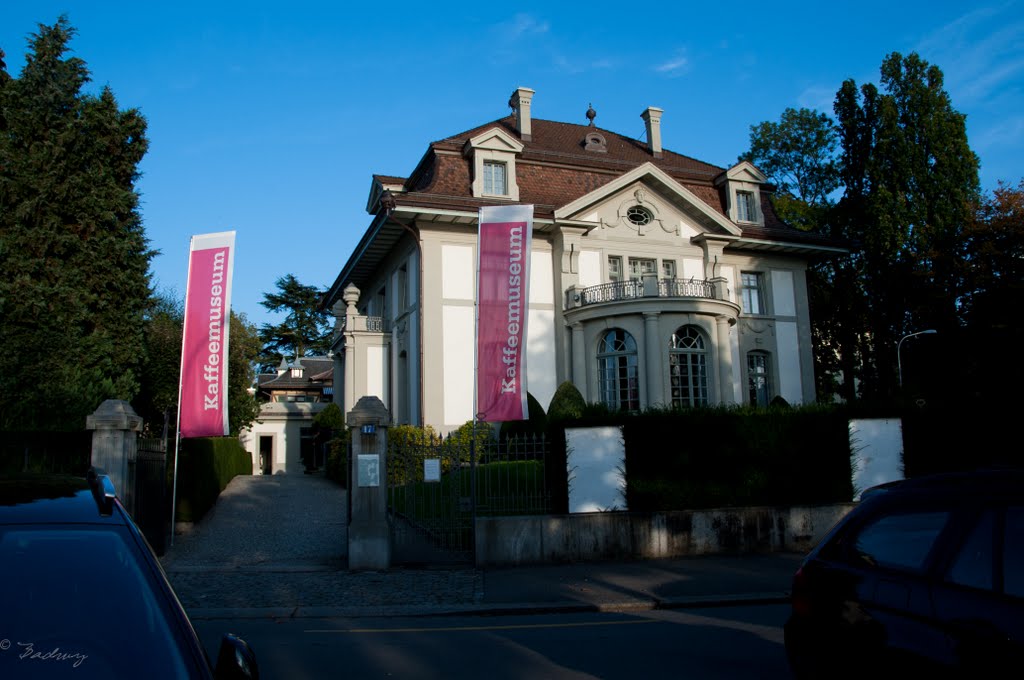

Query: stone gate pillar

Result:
[86,399,143,503]
[347,396,391,571]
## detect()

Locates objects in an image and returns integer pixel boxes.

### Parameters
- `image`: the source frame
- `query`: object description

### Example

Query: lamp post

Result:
[897,329,937,388]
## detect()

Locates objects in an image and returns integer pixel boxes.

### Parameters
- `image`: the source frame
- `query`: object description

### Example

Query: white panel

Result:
[849,419,904,499]
[530,250,553,304]
[776,321,803,404]
[442,305,475,425]
[566,427,627,513]
[442,244,474,300]
[772,270,796,317]
[579,250,601,287]
[367,345,384,399]
[731,323,743,403]
[681,258,704,280]
[527,309,556,410]
[720,265,736,304]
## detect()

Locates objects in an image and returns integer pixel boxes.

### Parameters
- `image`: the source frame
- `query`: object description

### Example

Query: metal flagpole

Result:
[471,213,481,536]
[169,236,195,548]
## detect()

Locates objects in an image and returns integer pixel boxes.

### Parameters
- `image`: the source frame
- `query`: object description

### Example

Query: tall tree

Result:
[0,18,153,431]
[834,52,980,398]
[742,108,863,401]
[258,274,332,370]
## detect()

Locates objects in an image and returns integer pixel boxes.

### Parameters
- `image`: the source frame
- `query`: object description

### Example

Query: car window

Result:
[946,509,995,591]
[0,527,192,678]
[1005,506,1024,599]
[852,510,950,571]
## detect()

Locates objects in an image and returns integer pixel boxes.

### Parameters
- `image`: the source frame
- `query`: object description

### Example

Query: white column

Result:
[716,315,735,405]
[571,323,587,399]
[643,312,663,408]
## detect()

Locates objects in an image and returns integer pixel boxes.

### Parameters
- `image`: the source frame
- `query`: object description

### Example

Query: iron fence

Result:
[387,433,550,563]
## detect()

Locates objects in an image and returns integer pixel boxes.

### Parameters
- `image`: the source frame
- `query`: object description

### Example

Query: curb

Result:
[185,591,790,620]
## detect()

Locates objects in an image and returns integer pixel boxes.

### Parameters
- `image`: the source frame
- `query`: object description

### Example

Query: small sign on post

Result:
[424,458,441,483]
[357,454,380,487]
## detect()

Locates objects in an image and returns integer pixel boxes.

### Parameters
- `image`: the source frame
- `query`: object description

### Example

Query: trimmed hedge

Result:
[547,404,854,512]
[173,437,252,523]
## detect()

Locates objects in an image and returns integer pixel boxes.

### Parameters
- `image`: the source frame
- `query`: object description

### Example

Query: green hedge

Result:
[172,437,252,523]
[547,404,854,512]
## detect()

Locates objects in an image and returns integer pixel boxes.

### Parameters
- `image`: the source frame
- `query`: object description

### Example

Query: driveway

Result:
[162,472,348,571]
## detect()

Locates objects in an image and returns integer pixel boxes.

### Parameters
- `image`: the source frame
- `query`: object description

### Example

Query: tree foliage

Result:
[745,52,981,402]
[258,273,332,370]
[833,52,979,398]
[0,18,152,431]
[134,291,262,436]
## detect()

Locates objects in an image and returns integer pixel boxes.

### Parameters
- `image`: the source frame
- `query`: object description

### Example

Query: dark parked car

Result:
[785,469,1024,679]
[0,469,258,679]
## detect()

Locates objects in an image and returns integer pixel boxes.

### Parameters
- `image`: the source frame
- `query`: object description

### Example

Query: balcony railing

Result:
[567,277,719,309]
[334,315,391,337]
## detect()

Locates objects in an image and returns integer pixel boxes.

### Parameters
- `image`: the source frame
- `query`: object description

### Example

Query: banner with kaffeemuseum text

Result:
[476,205,532,422]
[178,231,235,438]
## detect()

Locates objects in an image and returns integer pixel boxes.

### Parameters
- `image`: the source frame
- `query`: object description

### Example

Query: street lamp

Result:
[897,329,937,388]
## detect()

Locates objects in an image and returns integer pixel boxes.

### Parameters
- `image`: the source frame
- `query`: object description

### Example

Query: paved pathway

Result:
[160,473,798,620]
[160,473,481,614]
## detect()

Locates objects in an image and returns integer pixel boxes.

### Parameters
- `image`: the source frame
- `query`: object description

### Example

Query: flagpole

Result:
[472,214,481,535]
[169,235,195,548]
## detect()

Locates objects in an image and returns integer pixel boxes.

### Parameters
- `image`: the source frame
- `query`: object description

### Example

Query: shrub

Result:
[547,381,586,424]
[173,437,251,523]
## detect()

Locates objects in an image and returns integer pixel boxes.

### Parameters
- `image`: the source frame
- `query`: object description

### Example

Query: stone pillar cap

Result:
[86,399,143,432]
[346,396,391,427]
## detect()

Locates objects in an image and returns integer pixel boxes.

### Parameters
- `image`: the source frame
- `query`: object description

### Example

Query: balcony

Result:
[566,277,720,309]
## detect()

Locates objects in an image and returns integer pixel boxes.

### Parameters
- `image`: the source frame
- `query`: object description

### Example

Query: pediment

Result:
[555,162,741,236]
[463,127,525,155]
[715,160,767,186]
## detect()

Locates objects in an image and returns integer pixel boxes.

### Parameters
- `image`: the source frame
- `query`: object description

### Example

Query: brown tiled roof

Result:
[258,357,333,391]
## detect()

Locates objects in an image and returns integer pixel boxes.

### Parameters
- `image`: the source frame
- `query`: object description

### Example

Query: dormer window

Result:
[736,191,756,223]
[464,128,524,201]
[715,161,767,227]
[484,161,507,195]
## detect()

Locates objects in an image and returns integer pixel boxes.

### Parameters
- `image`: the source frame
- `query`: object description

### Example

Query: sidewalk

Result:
[161,474,801,620]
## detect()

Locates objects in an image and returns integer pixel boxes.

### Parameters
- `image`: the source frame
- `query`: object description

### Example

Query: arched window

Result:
[669,326,708,408]
[748,351,772,407]
[598,329,639,411]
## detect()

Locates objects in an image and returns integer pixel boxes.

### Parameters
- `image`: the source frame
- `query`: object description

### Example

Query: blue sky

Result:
[2,1,1021,329]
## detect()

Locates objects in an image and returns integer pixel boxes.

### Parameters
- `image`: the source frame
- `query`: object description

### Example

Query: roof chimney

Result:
[641,106,663,158]
[511,87,535,141]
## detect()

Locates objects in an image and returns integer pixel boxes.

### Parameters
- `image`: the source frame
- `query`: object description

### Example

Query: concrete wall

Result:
[475,504,854,567]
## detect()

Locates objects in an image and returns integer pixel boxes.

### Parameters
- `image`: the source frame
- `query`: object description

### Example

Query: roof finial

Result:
[586,103,597,127]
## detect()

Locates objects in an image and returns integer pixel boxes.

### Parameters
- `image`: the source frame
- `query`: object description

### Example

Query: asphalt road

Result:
[195,603,792,679]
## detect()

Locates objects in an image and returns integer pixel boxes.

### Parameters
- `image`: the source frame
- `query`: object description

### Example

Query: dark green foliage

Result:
[0,430,91,475]
[547,381,587,424]
[258,274,332,371]
[134,292,261,436]
[498,392,547,438]
[1,18,153,432]
[172,437,251,523]
[621,406,853,511]
[901,403,1020,477]
[324,428,351,487]
[833,52,979,399]
[312,403,346,478]
[226,312,261,436]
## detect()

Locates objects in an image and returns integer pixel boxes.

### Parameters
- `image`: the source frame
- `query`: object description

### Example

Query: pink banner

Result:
[179,231,235,438]
[476,205,533,422]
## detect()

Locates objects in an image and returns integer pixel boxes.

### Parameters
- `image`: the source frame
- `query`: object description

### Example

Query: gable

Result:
[554,162,741,237]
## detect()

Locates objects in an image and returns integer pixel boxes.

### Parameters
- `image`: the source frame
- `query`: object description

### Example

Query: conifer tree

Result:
[0,17,153,431]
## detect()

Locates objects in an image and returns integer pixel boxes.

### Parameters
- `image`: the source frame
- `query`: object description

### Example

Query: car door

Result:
[930,504,1024,673]
[843,503,955,670]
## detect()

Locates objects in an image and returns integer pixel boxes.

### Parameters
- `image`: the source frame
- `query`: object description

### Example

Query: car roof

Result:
[863,468,1024,500]
[0,473,126,525]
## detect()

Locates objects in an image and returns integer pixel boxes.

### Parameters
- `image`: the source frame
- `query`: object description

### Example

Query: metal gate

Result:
[388,434,474,564]
[387,432,551,565]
